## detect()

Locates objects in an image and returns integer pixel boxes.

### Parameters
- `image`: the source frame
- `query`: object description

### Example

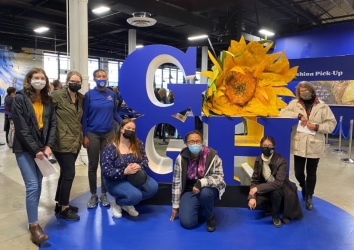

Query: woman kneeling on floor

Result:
[248,135,303,228]
[101,119,158,218]
[170,130,226,232]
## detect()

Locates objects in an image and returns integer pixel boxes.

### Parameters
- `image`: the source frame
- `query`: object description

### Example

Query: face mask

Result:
[300,92,312,100]
[96,79,107,88]
[68,82,81,92]
[260,147,275,157]
[31,80,46,90]
[188,144,202,155]
[123,130,135,139]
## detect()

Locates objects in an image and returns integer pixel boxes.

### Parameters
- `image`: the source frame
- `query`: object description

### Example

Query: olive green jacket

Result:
[51,87,84,153]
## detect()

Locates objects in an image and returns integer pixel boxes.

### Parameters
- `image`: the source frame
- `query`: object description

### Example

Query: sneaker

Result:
[87,195,99,208]
[54,203,79,214]
[272,217,282,228]
[58,207,80,221]
[206,215,216,232]
[111,199,122,218]
[100,193,111,207]
[122,205,139,217]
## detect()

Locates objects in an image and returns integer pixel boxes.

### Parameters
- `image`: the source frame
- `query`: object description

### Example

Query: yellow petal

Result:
[258,73,287,87]
[254,87,269,105]
[230,66,245,74]
[202,105,210,116]
[201,71,214,78]
[276,97,288,109]
[273,87,295,97]
[208,50,222,73]
[282,66,298,82]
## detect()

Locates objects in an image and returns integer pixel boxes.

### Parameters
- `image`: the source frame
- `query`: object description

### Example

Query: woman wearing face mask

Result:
[248,136,303,228]
[101,119,158,218]
[170,130,226,232]
[82,69,123,208]
[11,68,56,246]
[51,71,84,221]
[280,81,336,210]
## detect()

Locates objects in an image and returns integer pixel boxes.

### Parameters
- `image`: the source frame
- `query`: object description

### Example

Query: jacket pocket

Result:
[308,138,324,156]
[56,124,68,140]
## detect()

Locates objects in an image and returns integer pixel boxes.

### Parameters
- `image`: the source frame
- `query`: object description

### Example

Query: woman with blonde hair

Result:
[101,119,158,218]
[12,68,56,245]
[280,81,336,210]
[51,71,84,221]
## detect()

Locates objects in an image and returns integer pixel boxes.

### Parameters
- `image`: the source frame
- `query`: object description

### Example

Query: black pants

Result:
[294,155,319,195]
[256,188,284,218]
[4,117,10,144]
[53,151,79,205]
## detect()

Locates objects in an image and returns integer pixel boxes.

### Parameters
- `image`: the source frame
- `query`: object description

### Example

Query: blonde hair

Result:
[66,71,82,84]
[158,88,167,98]
[295,81,316,99]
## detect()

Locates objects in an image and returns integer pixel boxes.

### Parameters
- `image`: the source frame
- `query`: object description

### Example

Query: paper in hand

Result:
[296,120,316,135]
[34,157,58,177]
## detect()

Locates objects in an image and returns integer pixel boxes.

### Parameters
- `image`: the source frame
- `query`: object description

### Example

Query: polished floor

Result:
[0,113,354,249]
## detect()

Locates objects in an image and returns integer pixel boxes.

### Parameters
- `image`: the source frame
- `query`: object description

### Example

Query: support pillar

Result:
[200,46,208,84]
[128,29,136,55]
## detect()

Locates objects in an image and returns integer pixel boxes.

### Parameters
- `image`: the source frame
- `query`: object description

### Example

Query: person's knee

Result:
[126,191,143,205]
[180,215,198,229]
[270,188,283,198]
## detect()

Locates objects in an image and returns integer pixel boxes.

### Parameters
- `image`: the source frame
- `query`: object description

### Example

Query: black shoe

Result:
[272,217,282,228]
[282,217,290,224]
[206,215,216,232]
[58,207,80,221]
[55,203,79,214]
[306,195,313,210]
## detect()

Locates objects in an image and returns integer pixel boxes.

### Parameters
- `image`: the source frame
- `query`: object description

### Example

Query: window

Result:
[108,60,119,86]
[59,55,70,83]
[170,69,177,84]
[43,53,58,82]
[154,69,162,89]
[177,69,184,84]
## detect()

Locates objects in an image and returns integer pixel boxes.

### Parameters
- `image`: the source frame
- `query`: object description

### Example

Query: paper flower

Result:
[202,36,298,116]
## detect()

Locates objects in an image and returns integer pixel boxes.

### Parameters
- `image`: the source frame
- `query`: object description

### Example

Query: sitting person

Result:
[101,119,158,218]
[170,130,226,232]
[248,135,303,228]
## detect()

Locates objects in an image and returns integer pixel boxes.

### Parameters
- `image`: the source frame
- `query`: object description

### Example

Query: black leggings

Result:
[294,155,319,195]
[53,151,79,205]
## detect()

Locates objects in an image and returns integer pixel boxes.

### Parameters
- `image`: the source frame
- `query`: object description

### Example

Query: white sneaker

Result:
[111,199,122,218]
[122,205,139,217]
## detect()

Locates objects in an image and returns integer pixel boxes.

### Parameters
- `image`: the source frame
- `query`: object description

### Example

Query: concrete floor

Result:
[0,114,353,249]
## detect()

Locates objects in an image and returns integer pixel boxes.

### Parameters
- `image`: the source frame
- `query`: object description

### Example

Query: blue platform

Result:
[41,191,354,250]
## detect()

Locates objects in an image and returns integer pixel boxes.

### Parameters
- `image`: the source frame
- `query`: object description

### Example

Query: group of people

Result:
[6,69,336,246]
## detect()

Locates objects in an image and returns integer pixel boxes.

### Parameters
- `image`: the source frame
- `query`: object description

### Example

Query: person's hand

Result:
[248,199,257,210]
[307,121,317,130]
[124,163,140,175]
[43,146,52,158]
[300,116,308,126]
[249,187,258,196]
[36,151,45,160]
[170,208,178,221]
[192,186,200,194]
[83,136,89,148]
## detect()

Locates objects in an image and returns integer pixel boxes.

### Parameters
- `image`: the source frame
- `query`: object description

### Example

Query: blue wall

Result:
[274,22,354,135]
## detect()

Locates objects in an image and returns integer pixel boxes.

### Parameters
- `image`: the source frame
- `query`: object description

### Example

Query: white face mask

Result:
[31,79,46,90]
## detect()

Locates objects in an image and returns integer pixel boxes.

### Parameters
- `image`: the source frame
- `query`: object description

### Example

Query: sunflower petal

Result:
[201,71,214,79]
[208,50,222,73]
[273,86,295,97]
[276,97,288,109]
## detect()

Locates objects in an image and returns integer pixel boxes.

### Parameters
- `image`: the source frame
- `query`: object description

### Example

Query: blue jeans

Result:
[104,175,158,206]
[179,187,219,229]
[15,152,43,224]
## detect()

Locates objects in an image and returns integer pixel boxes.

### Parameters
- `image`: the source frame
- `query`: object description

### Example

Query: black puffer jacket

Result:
[11,90,56,154]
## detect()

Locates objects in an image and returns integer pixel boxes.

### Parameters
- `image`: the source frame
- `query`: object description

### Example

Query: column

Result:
[128,29,136,55]
[200,46,208,84]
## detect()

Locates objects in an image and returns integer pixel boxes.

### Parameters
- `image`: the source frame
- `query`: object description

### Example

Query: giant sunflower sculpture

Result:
[202,36,298,117]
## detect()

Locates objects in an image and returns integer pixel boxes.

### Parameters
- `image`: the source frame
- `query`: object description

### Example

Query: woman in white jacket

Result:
[280,81,336,211]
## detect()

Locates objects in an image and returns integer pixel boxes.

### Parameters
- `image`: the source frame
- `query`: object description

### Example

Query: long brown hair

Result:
[114,119,142,159]
[23,68,51,104]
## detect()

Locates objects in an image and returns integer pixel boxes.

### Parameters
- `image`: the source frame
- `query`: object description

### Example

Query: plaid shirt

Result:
[172,147,226,209]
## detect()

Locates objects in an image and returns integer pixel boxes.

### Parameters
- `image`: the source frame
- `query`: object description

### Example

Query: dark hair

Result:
[260,135,276,147]
[93,69,107,78]
[6,87,16,95]
[23,68,51,104]
[184,130,203,143]
[114,119,142,159]
[52,79,61,88]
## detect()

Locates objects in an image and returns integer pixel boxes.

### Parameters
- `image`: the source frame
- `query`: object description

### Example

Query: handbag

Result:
[127,168,147,187]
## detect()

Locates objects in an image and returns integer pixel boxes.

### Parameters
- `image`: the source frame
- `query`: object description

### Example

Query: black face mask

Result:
[123,130,135,139]
[68,82,81,92]
[260,147,275,157]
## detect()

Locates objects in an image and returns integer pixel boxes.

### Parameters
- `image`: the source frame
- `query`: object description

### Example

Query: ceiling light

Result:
[136,45,144,48]
[34,27,49,33]
[259,29,275,36]
[187,34,208,41]
[92,6,110,14]
[127,12,156,27]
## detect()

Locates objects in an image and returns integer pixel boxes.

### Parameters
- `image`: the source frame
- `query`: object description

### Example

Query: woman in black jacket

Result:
[12,68,56,246]
[248,135,303,228]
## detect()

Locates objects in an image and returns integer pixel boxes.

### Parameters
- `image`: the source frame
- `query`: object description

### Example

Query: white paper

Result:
[296,120,316,135]
[34,157,58,177]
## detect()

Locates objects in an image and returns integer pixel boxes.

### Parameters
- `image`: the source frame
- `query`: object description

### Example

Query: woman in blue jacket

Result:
[82,69,122,208]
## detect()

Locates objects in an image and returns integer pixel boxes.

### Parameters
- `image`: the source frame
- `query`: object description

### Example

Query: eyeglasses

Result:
[187,140,202,145]
[261,144,274,148]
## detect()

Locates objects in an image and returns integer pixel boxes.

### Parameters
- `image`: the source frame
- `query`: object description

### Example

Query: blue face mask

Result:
[188,144,202,155]
[96,79,107,87]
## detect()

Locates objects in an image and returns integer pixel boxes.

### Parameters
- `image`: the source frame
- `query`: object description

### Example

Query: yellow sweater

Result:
[32,100,44,129]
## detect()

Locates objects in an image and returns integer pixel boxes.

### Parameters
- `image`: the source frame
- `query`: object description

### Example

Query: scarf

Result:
[187,146,210,180]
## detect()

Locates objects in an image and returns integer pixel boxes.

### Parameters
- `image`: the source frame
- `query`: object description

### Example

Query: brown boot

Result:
[29,224,49,245]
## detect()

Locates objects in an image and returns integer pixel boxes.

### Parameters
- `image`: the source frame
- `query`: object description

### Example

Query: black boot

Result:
[206,215,216,232]
[58,207,80,221]
[306,195,313,210]
[301,186,307,201]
